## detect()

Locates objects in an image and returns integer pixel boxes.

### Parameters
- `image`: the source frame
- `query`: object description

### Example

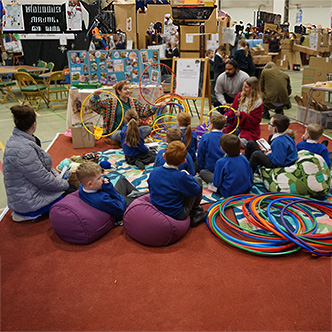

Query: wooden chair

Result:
[14,71,49,111]
[47,71,69,111]
[0,77,20,104]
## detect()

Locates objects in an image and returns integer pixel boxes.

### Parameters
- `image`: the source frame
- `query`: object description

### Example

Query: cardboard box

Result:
[252,55,272,65]
[71,124,96,149]
[302,67,328,103]
[309,57,332,72]
[276,59,289,70]
[264,23,278,32]
[293,44,320,56]
[179,25,201,51]
[280,39,294,50]
[251,47,266,56]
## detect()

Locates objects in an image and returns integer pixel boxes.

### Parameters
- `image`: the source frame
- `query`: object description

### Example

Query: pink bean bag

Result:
[49,191,115,244]
[123,194,190,246]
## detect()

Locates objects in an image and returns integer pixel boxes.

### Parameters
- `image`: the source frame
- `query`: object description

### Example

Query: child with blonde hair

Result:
[120,109,156,170]
[177,112,198,162]
[76,161,126,220]
[297,123,330,168]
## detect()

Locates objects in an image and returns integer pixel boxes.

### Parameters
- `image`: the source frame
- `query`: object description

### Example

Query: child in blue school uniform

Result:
[177,112,198,162]
[198,113,226,184]
[120,109,156,170]
[213,134,253,198]
[148,141,208,227]
[245,114,298,172]
[154,126,195,175]
[76,161,126,221]
[297,123,331,168]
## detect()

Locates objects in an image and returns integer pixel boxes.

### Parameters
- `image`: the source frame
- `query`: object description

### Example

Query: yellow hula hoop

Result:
[81,90,124,138]
[151,114,178,129]
[154,93,190,115]
[205,105,240,135]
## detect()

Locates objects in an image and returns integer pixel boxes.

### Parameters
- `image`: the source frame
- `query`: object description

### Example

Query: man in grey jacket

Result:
[214,59,249,108]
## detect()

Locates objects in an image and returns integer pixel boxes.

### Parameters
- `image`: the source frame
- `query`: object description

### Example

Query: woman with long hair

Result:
[233,38,255,76]
[90,80,166,144]
[224,76,263,146]
[120,109,156,170]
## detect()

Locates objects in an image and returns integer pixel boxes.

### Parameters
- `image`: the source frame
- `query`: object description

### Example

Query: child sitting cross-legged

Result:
[213,134,253,197]
[148,141,208,227]
[297,123,331,169]
[198,113,226,184]
[154,126,195,175]
[120,109,156,170]
[245,114,298,173]
[76,161,127,222]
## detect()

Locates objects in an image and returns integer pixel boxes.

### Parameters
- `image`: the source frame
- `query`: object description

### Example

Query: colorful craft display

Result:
[206,193,332,256]
[68,49,160,85]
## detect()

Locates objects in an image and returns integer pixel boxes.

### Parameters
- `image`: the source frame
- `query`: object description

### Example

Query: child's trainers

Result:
[135,160,145,170]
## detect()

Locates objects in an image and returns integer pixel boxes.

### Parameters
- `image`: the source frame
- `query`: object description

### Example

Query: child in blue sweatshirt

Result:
[245,114,298,172]
[297,123,331,168]
[148,141,207,227]
[177,112,198,162]
[120,109,156,170]
[213,134,253,197]
[198,113,226,184]
[154,126,195,175]
[76,161,126,221]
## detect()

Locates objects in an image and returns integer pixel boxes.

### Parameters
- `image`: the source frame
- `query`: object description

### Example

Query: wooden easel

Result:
[171,57,211,124]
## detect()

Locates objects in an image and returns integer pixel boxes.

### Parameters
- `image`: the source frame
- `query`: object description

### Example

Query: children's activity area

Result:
[1,0,332,330]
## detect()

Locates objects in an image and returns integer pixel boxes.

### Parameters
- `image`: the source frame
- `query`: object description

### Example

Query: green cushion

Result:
[48,86,67,93]
[0,81,16,87]
[260,150,331,198]
[21,85,46,92]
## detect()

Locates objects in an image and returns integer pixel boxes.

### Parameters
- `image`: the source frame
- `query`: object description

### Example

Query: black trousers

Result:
[125,150,156,166]
[179,177,203,220]
[245,140,277,172]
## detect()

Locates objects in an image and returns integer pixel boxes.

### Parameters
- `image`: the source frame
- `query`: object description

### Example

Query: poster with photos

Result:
[67,51,89,84]
[88,50,140,85]
[67,49,159,85]
[140,49,160,85]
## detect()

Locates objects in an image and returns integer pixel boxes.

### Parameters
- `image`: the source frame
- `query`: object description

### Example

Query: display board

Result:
[68,49,160,85]
[172,57,211,124]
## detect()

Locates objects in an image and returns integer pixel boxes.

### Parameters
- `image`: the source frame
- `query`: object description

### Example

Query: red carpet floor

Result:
[1,123,331,331]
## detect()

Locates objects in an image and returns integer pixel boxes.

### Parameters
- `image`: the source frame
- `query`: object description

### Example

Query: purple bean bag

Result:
[49,191,115,244]
[123,194,190,246]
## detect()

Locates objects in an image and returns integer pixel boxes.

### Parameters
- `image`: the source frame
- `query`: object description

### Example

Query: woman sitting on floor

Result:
[3,105,75,222]
[89,80,166,145]
[223,76,263,147]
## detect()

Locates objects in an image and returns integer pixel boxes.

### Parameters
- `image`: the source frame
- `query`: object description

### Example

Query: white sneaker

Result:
[11,212,41,222]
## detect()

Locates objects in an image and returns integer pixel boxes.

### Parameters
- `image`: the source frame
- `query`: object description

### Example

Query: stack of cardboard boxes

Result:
[251,46,272,66]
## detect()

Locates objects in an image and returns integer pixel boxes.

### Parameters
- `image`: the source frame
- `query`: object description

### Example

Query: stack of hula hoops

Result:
[207,193,332,256]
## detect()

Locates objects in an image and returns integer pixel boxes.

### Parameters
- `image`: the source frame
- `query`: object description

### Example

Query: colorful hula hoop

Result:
[154,93,190,114]
[204,105,239,135]
[139,62,177,106]
[206,193,332,256]
[81,90,124,138]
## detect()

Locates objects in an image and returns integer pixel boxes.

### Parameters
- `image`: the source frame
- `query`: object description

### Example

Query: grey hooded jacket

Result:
[3,128,69,214]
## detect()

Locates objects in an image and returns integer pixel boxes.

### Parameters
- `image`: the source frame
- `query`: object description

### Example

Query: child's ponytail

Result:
[125,109,141,147]
[177,112,192,149]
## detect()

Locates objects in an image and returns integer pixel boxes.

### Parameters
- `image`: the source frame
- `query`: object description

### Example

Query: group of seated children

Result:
[75,109,330,229]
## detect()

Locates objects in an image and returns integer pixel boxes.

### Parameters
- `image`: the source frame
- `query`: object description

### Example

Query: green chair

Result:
[0,77,20,103]
[32,61,54,83]
[47,71,68,111]
[14,71,49,111]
